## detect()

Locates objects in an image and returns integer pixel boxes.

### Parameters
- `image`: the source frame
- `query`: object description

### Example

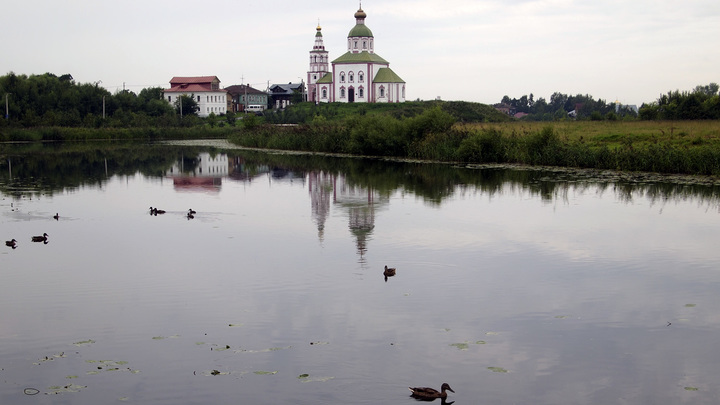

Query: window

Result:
[359,87,364,98]
[198,96,201,102]
[322,88,327,99]
[340,72,345,83]
[380,86,385,98]
[359,72,364,83]
[349,72,354,83]
[340,88,346,98]
[168,96,171,102]
[354,41,358,49]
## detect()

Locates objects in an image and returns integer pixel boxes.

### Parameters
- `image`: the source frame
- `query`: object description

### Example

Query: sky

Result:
[3,0,719,107]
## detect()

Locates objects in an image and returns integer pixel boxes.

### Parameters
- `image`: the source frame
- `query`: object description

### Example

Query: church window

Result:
[402,86,405,99]
[349,72,354,83]
[340,88,346,98]
[363,41,367,49]
[322,88,327,99]
[354,40,358,49]
[340,72,345,83]
[380,86,385,98]
[359,87,364,98]
[359,72,364,82]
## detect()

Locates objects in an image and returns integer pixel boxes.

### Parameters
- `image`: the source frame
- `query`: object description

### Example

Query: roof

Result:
[316,72,333,84]
[224,84,266,96]
[269,83,303,95]
[165,76,224,93]
[332,51,388,64]
[349,24,373,38]
[373,68,405,83]
[164,84,226,93]
[170,76,219,85]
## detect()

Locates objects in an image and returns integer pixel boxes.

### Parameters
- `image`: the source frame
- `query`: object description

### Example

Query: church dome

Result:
[349,7,373,37]
[349,24,373,38]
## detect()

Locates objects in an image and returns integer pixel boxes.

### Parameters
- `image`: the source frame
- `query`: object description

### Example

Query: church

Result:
[307,5,406,104]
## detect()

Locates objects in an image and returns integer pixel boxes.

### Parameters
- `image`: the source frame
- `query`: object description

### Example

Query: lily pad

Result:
[475,340,486,344]
[554,315,570,319]
[487,366,508,373]
[300,376,335,383]
[73,339,96,346]
[298,374,310,379]
[254,371,277,375]
[47,383,86,394]
[684,386,699,391]
[228,323,244,327]
[450,343,469,350]
[685,304,696,308]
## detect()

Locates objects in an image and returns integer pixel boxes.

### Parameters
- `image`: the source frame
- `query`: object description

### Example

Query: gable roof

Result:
[269,83,303,95]
[332,51,389,65]
[316,72,333,84]
[373,68,405,83]
[170,76,219,85]
[224,84,266,96]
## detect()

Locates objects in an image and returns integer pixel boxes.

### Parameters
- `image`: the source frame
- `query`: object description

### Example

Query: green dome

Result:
[349,24,373,38]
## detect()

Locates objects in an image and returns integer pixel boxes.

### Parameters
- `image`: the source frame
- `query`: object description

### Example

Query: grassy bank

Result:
[230,111,720,176]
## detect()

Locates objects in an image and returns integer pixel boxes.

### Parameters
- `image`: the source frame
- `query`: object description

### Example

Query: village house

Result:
[163,76,228,117]
[269,82,304,109]
[224,84,268,113]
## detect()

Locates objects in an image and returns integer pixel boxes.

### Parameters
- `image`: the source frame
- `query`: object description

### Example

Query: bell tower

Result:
[307,22,330,103]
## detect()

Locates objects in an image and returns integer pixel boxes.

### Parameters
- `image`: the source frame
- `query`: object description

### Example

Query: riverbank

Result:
[228,112,720,176]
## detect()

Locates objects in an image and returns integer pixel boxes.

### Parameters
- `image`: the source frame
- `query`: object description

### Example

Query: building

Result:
[269,82,305,109]
[309,6,406,103]
[163,76,228,117]
[225,84,268,112]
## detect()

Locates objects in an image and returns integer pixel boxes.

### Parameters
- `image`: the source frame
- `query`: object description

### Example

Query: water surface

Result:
[1,141,719,404]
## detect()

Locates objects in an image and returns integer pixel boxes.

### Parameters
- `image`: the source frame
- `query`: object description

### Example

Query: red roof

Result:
[165,76,225,93]
[170,76,220,84]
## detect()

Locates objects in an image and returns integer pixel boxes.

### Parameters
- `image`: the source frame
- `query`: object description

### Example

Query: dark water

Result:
[2,140,720,404]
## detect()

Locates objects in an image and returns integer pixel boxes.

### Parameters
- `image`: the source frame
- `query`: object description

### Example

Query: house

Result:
[308,6,406,103]
[269,82,304,109]
[494,103,516,116]
[225,84,268,112]
[163,76,228,117]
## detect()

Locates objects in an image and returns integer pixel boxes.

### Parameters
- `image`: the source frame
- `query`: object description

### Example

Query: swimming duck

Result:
[31,233,49,243]
[53,213,59,220]
[409,383,455,400]
[149,207,166,215]
[186,212,195,220]
[5,239,17,248]
[188,209,197,215]
[383,265,396,277]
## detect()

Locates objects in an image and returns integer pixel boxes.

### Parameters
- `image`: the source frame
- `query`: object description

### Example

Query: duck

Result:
[383,265,396,278]
[188,208,197,215]
[409,383,455,400]
[53,213,59,220]
[149,207,166,215]
[31,233,49,243]
[186,212,195,220]
[5,239,17,248]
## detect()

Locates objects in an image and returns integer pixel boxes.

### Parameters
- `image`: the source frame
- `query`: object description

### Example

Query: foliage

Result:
[639,83,720,120]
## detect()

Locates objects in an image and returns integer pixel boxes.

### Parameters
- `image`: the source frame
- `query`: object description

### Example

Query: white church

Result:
[307,5,406,104]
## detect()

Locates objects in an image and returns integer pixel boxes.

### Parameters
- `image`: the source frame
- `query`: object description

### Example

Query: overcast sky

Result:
[3,0,718,106]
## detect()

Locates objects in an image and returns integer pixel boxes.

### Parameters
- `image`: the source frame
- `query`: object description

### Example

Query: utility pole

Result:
[4,93,10,119]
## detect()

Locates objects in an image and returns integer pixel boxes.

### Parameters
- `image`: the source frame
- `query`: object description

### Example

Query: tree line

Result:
[0,72,220,128]
[500,82,719,121]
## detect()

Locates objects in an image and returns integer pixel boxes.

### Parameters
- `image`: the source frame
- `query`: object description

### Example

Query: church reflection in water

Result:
[166,152,387,263]
[309,171,388,263]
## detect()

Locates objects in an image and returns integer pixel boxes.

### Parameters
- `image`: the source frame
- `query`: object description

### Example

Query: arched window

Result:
[363,41,367,49]
[379,86,385,98]
[349,72,354,83]
[359,87,364,98]
[340,72,345,83]
[340,88,346,98]
[359,72,364,83]
[322,88,327,99]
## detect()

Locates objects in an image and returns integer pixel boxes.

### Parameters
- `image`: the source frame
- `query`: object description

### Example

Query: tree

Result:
[175,94,199,116]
